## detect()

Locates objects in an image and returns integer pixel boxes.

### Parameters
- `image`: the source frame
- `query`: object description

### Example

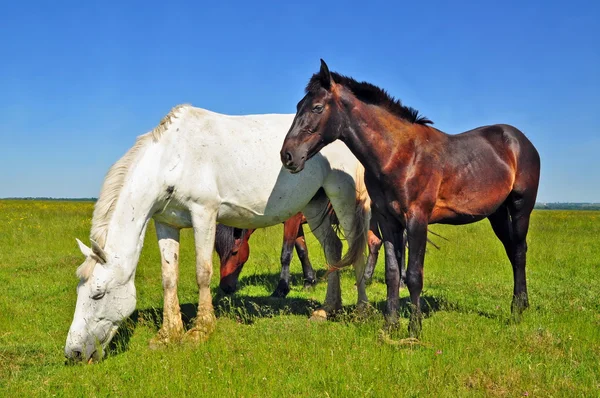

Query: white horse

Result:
[65,105,370,362]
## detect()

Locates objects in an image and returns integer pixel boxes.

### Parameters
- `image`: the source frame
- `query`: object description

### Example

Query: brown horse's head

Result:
[280,59,343,173]
[216,226,253,294]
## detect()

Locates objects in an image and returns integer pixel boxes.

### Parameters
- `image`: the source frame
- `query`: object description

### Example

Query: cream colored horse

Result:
[65,105,370,362]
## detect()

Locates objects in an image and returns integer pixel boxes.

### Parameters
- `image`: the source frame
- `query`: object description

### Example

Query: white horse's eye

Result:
[91,291,105,300]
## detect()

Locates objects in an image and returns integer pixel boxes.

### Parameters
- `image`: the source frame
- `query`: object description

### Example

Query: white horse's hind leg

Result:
[151,221,184,346]
[324,172,369,308]
[185,205,218,343]
[303,193,343,319]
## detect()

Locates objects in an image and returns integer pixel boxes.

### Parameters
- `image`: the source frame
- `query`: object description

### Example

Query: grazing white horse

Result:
[65,105,370,362]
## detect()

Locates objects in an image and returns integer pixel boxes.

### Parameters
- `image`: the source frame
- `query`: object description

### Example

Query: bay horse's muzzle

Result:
[280,148,305,173]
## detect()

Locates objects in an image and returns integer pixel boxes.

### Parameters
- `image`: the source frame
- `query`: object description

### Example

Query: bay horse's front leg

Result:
[364,214,382,281]
[406,213,429,338]
[185,205,218,343]
[151,221,184,347]
[378,218,404,326]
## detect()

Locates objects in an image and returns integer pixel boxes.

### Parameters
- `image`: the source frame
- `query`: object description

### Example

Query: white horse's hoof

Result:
[309,308,328,321]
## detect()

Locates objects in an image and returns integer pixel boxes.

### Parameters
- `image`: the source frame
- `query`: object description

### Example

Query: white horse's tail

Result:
[331,163,370,271]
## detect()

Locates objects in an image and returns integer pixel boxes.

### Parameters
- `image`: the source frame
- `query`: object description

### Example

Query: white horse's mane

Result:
[77,104,190,280]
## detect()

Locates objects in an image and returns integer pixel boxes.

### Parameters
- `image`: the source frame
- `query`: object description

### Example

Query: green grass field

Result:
[1,200,599,397]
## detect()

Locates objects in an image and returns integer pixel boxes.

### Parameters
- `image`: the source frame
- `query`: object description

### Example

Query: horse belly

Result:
[153,206,193,228]
[215,158,327,229]
[431,176,513,225]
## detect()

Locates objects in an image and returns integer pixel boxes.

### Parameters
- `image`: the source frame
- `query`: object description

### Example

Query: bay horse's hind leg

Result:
[151,221,184,347]
[184,204,218,343]
[507,192,535,314]
[272,214,304,297]
[295,223,317,288]
[488,194,534,319]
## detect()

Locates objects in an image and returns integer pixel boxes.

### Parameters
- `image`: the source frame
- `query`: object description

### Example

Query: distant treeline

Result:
[1,197,97,202]
[535,203,600,210]
[2,197,600,211]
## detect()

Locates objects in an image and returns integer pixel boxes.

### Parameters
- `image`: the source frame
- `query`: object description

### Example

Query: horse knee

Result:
[405,268,423,293]
[162,275,178,290]
[280,250,293,266]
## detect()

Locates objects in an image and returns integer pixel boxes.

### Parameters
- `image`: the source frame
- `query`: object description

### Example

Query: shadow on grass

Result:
[106,289,319,358]
[106,272,505,358]
[235,269,326,293]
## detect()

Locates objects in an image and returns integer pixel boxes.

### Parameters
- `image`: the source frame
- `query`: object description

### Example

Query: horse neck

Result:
[102,145,163,273]
[339,103,418,176]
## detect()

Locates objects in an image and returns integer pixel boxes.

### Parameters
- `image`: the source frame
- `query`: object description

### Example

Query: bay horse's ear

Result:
[319,59,332,90]
[232,229,255,253]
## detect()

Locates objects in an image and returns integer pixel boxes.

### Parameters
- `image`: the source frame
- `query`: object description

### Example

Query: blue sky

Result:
[1,0,598,202]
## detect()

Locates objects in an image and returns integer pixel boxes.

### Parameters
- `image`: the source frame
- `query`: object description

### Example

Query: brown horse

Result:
[217,211,386,298]
[280,60,540,336]
[216,213,316,297]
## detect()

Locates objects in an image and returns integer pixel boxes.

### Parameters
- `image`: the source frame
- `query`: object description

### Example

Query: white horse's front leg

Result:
[151,221,184,347]
[185,205,218,343]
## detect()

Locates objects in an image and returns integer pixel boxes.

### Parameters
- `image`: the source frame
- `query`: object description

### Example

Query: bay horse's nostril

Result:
[285,151,293,164]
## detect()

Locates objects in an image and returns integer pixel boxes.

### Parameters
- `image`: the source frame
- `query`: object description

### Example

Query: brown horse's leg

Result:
[272,215,303,297]
[488,198,532,318]
[379,218,404,325]
[295,224,316,288]
[397,229,407,287]
[507,193,534,315]
[364,214,382,281]
[406,214,428,338]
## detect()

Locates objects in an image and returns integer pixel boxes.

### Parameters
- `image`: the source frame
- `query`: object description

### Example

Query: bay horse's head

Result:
[281,59,342,173]
[65,239,137,363]
[216,225,253,294]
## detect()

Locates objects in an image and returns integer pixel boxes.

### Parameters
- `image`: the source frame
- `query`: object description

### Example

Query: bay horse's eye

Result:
[312,104,324,114]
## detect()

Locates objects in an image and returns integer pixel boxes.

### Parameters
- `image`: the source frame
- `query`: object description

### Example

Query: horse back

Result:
[430,124,540,224]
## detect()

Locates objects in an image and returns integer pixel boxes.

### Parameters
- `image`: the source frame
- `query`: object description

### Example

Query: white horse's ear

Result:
[76,238,93,258]
[90,239,107,264]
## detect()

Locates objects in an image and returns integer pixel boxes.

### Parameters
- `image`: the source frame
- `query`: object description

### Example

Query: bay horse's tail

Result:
[332,163,370,270]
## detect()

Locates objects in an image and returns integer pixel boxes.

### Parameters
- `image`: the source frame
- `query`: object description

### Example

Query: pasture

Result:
[1,200,599,396]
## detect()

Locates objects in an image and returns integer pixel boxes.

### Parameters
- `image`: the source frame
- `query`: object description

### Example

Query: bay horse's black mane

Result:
[215,224,246,257]
[306,72,433,125]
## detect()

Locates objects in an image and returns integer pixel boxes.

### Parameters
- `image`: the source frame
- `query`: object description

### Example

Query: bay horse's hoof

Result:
[309,308,328,321]
[271,285,290,298]
[408,316,422,339]
[510,294,529,323]
[384,312,400,328]
[303,279,317,289]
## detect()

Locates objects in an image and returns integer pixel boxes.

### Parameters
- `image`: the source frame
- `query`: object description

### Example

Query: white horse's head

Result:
[64,238,137,363]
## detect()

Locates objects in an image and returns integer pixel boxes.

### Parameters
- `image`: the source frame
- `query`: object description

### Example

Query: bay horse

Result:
[217,212,386,297]
[280,60,540,337]
[216,213,317,297]
[65,105,370,363]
